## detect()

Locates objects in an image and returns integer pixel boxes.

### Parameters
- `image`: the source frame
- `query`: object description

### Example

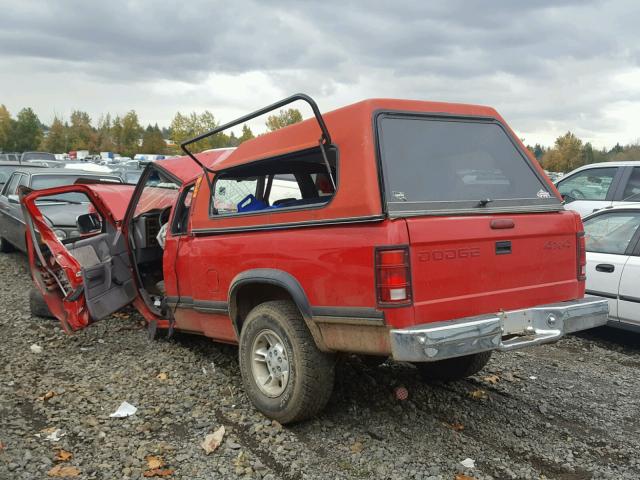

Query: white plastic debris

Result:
[30,344,43,354]
[109,401,137,418]
[529,375,538,380]
[45,429,65,442]
[460,458,476,469]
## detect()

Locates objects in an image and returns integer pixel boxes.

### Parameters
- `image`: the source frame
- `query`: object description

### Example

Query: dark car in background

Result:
[0,162,45,190]
[0,168,122,252]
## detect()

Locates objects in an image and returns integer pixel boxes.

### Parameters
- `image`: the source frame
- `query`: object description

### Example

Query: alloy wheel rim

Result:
[251,329,290,398]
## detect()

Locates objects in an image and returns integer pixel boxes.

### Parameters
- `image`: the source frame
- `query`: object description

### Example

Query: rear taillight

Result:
[576,231,586,281]
[375,246,412,306]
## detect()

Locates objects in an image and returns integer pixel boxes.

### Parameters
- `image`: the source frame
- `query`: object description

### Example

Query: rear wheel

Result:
[29,288,54,319]
[415,351,492,382]
[0,237,14,253]
[239,300,335,424]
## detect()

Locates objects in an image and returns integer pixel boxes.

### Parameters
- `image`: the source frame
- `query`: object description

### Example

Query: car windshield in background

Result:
[377,115,558,213]
[21,152,56,162]
[32,175,120,203]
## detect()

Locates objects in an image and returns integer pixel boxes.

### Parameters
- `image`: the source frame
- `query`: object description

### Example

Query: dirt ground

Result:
[1,250,639,479]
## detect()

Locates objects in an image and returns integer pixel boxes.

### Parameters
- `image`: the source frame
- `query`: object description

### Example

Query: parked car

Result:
[21,94,608,423]
[0,153,21,163]
[0,168,122,252]
[20,151,57,163]
[0,161,45,190]
[583,206,640,331]
[24,159,66,168]
[556,161,640,217]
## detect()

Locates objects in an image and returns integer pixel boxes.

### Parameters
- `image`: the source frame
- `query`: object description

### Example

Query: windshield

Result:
[134,169,180,217]
[377,115,558,213]
[22,152,56,162]
[32,175,120,203]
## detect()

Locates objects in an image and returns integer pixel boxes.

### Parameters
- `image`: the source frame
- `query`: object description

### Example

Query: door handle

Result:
[595,264,615,273]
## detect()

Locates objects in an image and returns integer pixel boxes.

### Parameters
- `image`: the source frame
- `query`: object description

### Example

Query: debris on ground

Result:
[47,465,80,477]
[54,449,73,462]
[460,458,476,468]
[201,426,225,454]
[109,401,137,418]
[30,344,43,354]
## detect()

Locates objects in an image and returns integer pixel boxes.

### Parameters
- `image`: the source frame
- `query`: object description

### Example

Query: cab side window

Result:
[211,146,337,216]
[557,167,617,201]
[584,212,640,255]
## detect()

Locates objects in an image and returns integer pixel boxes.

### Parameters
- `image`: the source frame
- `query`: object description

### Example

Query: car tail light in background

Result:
[576,231,586,281]
[375,246,412,306]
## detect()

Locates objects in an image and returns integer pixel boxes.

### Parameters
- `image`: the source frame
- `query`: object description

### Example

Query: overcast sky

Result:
[1,0,639,148]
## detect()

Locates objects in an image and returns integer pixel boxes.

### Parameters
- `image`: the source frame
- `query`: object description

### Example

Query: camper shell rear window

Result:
[375,113,560,216]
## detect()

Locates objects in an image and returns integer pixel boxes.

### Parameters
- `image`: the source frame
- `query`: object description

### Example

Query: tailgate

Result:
[407,211,583,324]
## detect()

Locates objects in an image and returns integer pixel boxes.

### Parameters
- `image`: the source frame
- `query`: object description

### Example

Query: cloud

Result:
[1,0,639,147]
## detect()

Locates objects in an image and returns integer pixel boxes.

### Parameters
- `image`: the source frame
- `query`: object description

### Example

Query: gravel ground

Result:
[1,250,639,480]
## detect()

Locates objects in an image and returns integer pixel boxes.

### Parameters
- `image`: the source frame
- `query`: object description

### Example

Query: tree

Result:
[582,142,595,166]
[95,114,116,152]
[68,110,96,151]
[43,117,68,153]
[13,108,43,152]
[265,108,302,131]
[541,132,584,172]
[120,110,143,157]
[0,105,14,151]
[141,124,166,154]
[169,110,227,153]
[111,116,124,153]
[238,124,255,144]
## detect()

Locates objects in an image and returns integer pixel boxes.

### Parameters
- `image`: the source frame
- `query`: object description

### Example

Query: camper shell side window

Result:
[210,146,338,217]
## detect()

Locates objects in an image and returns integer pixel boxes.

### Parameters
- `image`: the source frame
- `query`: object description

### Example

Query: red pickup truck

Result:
[21,94,608,423]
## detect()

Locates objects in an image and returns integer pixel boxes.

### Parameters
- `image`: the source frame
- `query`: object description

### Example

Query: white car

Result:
[584,206,640,331]
[556,161,640,217]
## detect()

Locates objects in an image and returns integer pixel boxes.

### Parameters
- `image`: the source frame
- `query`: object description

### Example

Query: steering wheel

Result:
[569,189,586,200]
[159,206,172,225]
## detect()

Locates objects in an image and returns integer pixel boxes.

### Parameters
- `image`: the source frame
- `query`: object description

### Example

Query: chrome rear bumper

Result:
[389,297,609,362]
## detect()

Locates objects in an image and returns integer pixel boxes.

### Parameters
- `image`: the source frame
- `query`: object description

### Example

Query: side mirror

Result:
[76,213,102,235]
[8,194,19,204]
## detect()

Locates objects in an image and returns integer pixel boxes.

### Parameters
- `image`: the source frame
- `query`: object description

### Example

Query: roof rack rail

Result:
[180,93,332,173]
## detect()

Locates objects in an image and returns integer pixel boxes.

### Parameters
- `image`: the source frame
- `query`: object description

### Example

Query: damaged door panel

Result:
[20,184,138,331]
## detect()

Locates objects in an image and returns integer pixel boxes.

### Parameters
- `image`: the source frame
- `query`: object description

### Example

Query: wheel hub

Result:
[251,329,290,397]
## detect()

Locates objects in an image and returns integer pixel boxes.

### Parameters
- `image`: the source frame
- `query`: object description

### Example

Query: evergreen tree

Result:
[43,117,68,153]
[141,124,167,154]
[13,108,43,152]
[238,124,255,144]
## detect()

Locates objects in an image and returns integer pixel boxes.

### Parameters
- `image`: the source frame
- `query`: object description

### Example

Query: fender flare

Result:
[228,268,328,350]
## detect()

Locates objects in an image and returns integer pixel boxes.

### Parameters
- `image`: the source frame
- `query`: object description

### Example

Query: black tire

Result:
[415,351,492,382]
[239,300,335,424]
[0,237,14,253]
[359,354,387,368]
[29,288,54,319]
